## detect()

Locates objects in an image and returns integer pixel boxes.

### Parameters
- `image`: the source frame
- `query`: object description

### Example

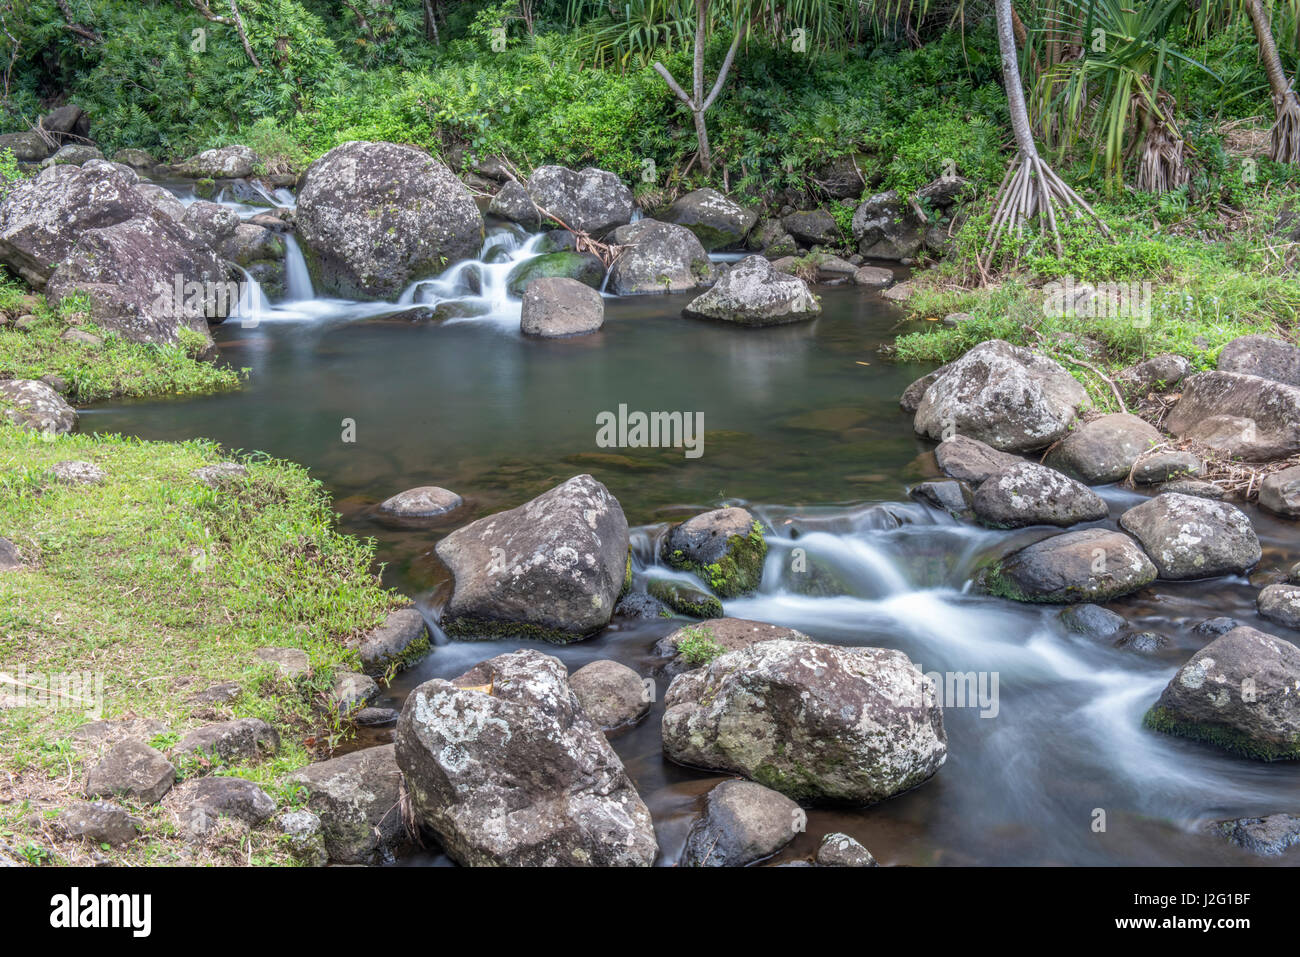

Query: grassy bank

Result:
[0,426,402,865]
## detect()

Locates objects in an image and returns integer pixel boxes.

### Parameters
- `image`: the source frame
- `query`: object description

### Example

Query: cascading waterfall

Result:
[281,234,314,303]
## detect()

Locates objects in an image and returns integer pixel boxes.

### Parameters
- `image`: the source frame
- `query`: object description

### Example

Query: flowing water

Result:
[82,208,1300,866]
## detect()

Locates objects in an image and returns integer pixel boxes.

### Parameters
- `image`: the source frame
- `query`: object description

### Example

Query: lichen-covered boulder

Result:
[1118,493,1261,580]
[1164,371,1300,460]
[1257,583,1300,630]
[661,639,947,803]
[288,744,405,864]
[178,144,259,179]
[972,462,1108,528]
[679,780,800,866]
[1043,413,1162,484]
[395,649,658,866]
[662,506,766,598]
[1144,625,1300,761]
[525,165,634,236]
[681,255,820,327]
[914,340,1090,452]
[180,200,240,248]
[982,528,1156,603]
[851,190,924,260]
[0,161,153,287]
[436,474,629,641]
[664,188,757,250]
[0,379,76,434]
[817,832,877,866]
[296,141,484,299]
[605,219,711,295]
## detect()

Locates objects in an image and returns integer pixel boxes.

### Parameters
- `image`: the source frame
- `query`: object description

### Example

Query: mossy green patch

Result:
[647,579,723,619]
[1143,706,1300,762]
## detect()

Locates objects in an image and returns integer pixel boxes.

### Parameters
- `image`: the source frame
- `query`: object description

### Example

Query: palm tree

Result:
[1244,0,1300,163]
[982,0,1108,272]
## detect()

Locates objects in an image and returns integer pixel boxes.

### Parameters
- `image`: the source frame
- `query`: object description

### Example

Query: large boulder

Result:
[1217,334,1300,387]
[1259,466,1300,519]
[1164,371,1300,460]
[982,528,1157,603]
[0,379,76,434]
[40,105,90,144]
[288,744,405,864]
[0,161,153,287]
[664,188,757,250]
[913,340,1090,452]
[681,255,820,327]
[781,209,840,247]
[1118,493,1261,580]
[679,780,800,867]
[296,141,483,299]
[851,190,924,260]
[1043,413,1162,484]
[605,219,711,295]
[487,180,540,227]
[932,434,1022,482]
[0,130,51,162]
[435,474,629,641]
[505,251,605,296]
[520,276,604,337]
[45,214,229,348]
[661,639,947,803]
[971,462,1108,529]
[1144,625,1300,761]
[525,165,634,236]
[662,506,766,598]
[395,649,658,866]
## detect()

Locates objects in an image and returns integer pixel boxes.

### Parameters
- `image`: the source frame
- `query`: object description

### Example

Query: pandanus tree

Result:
[982,0,1109,270]
[1244,0,1300,163]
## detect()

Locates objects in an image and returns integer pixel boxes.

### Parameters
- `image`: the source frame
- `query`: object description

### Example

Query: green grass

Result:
[0,285,244,404]
[0,425,402,865]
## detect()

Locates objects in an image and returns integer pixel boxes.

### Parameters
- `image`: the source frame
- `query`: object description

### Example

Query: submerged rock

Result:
[1118,493,1260,580]
[664,188,758,250]
[1043,413,1161,484]
[971,462,1108,529]
[377,485,462,518]
[1209,813,1300,857]
[982,528,1156,604]
[661,639,947,803]
[662,506,766,598]
[1145,625,1300,761]
[395,649,658,866]
[914,340,1090,452]
[296,141,483,299]
[436,474,630,641]
[605,219,711,296]
[680,780,801,867]
[647,577,723,619]
[817,832,877,867]
[1058,603,1127,639]
[681,255,820,327]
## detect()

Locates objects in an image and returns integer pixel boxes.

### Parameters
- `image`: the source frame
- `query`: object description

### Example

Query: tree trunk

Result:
[996,0,1038,161]
[1245,0,1300,163]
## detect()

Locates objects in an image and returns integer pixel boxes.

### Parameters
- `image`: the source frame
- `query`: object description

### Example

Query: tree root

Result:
[1270,92,1300,165]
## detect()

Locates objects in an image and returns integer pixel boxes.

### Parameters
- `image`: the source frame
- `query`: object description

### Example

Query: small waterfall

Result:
[282,234,314,302]
[229,266,271,324]
[397,228,548,322]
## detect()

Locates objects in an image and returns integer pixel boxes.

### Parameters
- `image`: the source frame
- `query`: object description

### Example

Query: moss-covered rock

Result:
[647,577,723,619]
[663,507,767,598]
[505,251,606,296]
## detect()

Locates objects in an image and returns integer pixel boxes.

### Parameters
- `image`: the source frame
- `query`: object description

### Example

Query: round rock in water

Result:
[520,276,604,337]
[569,660,651,730]
[1119,493,1261,580]
[1259,466,1300,519]
[679,780,801,867]
[817,832,878,867]
[982,528,1156,604]
[682,255,819,327]
[1257,583,1300,630]
[1042,412,1161,484]
[971,462,1108,529]
[377,486,462,518]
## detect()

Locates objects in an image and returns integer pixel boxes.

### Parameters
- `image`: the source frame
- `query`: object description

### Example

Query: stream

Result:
[81,192,1300,867]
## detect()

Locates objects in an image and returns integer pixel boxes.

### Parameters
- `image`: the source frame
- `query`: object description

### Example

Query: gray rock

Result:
[853,265,894,288]
[1159,478,1225,500]
[1131,451,1203,485]
[1043,413,1161,484]
[41,105,90,143]
[942,311,974,327]
[881,280,914,302]
[663,506,766,598]
[288,744,405,864]
[646,577,723,618]
[972,462,1108,529]
[1119,493,1261,580]
[61,328,103,347]
[605,219,711,295]
[662,639,947,803]
[525,165,634,236]
[1258,583,1300,630]
[436,474,629,641]
[0,130,51,162]
[680,780,801,866]
[1259,466,1300,519]
[909,479,974,517]
[0,379,77,434]
[665,188,757,250]
[296,141,483,299]
[569,659,650,730]
[654,617,809,677]
[192,463,248,487]
[352,707,400,727]
[1210,814,1300,857]
[851,190,923,260]
[1116,631,1169,654]
[85,740,175,804]
[682,255,819,326]
[899,365,949,414]
[181,200,240,247]
[983,528,1156,603]
[520,276,604,336]
[70,718,170,759]
[1217,334,1300,387]
[219,223,283,266]
[506,251,605,296]
[173,718,279,763]
[781,209,840,247]
[1164,371,1300,460]
[178,144,259,179]
[1192,617,1241,639]
[1114,353,1191,396]
[1059,603,1127,639]
[377,485,462,517]
[358,606,428,673]
[278,808,327,866]
[817,832,877,867]
[112,148,156,171]
[914,340,1090,452]
[134,184,185,222]
[1145,625,1300,761]
[396,649,658,866]
[330,671,378,713]
[0,537,22,572]
[51,460,105,485]
[43,144,103,166]
[56,801,140,846]
[187,681,241,705]
[487,180,540,226]
[254,646,310,679]
[172,777,275,840]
